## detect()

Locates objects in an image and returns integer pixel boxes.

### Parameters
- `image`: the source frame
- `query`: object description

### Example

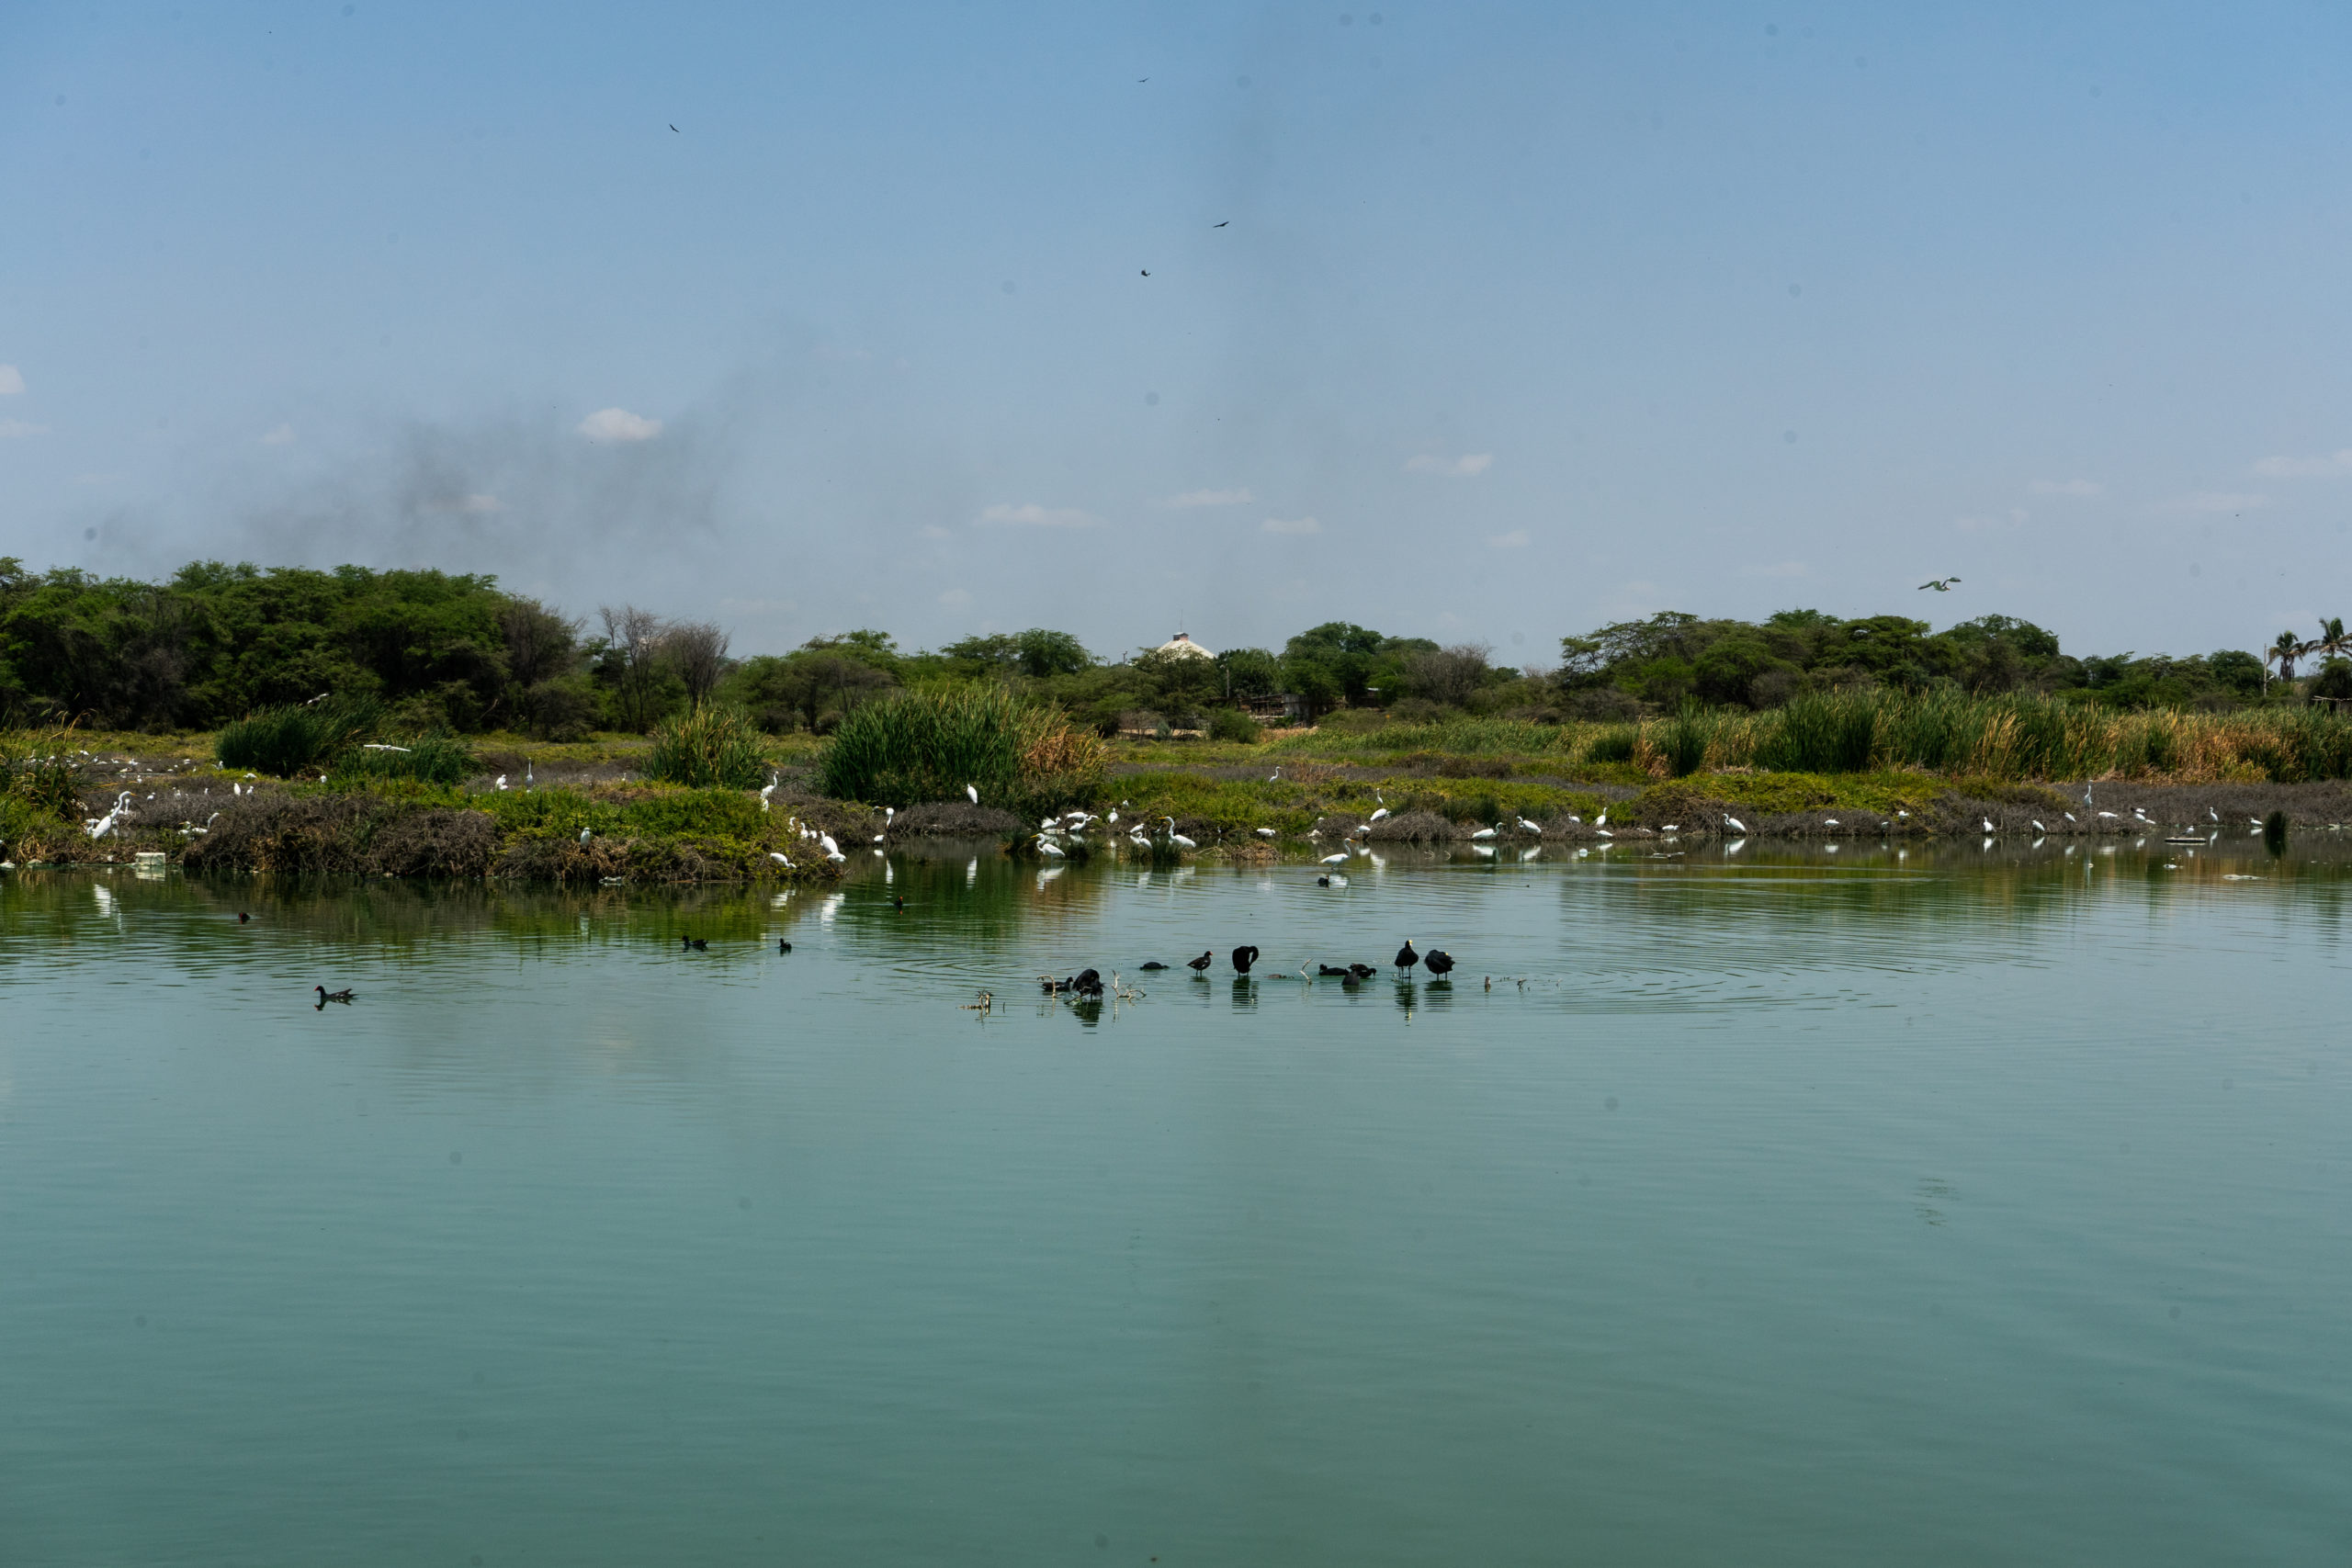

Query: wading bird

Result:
[1185,951,1214,973]
[1724,815,1747,835]
[1518,817,1543,834]
[580,826,593,844]
[495,775,508,791]
[1470,825,1497,840]
[1394,938,1419,972]
[1231,945,1260,974]
[1035,837,1065,857]
[1163,818,1196,850]
[1423,950,1455,977]
[966,784,979,804]
[1255,827,1276,838]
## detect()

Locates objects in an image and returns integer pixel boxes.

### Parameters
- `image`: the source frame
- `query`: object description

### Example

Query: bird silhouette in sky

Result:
[1214,220,1228,227]
[1918,577,1961,592]
[669,124,678,132]
[1140,269,1150,276]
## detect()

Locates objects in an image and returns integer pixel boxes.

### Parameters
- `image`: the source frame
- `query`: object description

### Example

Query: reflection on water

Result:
[3,840,2349,1565]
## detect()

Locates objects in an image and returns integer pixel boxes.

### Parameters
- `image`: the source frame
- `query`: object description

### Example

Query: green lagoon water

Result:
[3,837,2347,1564]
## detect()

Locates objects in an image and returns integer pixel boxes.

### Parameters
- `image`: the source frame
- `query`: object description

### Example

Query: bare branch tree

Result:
[663,620,732,709]
[599,604,669,731]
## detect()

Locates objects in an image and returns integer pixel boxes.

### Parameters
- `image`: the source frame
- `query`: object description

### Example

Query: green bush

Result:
[336,732,480,786]
[1207,707,1261,743]
[817,684,1104,815]
[0,733,83,818]
[644,705,769,790]
[215,695,385,777]
[1660,703,1715,777]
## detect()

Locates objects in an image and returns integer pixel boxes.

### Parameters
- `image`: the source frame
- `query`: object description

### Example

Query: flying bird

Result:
[1214,220,1228,228]
[1140,269,1150,276]
[1918,577,1962,592]
[669,124,678,131]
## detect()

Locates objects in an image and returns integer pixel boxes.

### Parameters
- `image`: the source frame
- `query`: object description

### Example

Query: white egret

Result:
[579,826,593,844]
[1470,825,1498,840]
[1369,807,1390,823]
[1268,767,1281,783]
[1107,809,1119,826]
[1724,814,1747,834]
[2064,812,2076,822]
[1254,827,1276,838]
[769,852,791,866]
[1824,818,1839,827]
[1036,837,1066,857]
[1320,852,1350,865]
[1518,817,1543,834]
[966,784,979,804]
[1594,812,1608,829]
[1982,818,1996,833]
[1163,818,1196,850]
[818,832,841,857]
[2031,820,2045,833]
[495,774,508,791]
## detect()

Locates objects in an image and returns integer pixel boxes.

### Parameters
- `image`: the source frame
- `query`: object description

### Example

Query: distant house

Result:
[1245,692,1307,723]
[1153,631,1216,661]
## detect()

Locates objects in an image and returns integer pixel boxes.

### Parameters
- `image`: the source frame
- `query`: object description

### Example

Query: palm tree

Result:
[2314,616,2350,664]
[2267,629,2311,688]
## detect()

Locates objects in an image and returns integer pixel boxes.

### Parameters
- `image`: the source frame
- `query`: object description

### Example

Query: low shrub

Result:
[215,695,385,777]
[817,685,1105,816]
[337,732,480,786]
[644,705,769,790]
[1207,707,1261,743]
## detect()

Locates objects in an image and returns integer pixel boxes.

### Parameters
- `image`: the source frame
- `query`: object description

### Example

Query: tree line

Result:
[0,556,2333,737]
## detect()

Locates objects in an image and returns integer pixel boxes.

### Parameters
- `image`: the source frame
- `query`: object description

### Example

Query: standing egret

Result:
[1254,827,1276,838]
[1724,815,1747,835]
[1594,812,1608,829]
[1163,818,1196,850]
[1982,818,1996,833]
[966,784,979,804]
[818,832,840,857]
[1035,837,1065,858]
[1320,852,1350,865]
[495,774,508,791]
[1518,817,1543,834]
[1368,807,1390,824]
[2209,807,2220,823]
[1470,825,1498,840]
[579,826,593,844]
[2031,820,2045,833]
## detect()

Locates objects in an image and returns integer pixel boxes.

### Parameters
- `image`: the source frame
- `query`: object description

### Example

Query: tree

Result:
[2267,630,2310,687]
[597,604,671,731]
[1402,642,1495,708]
[663,620,732,709]
[1216,646,1284,700]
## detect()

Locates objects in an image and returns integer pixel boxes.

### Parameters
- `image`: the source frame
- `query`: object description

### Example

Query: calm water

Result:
[3,838,2348,1565]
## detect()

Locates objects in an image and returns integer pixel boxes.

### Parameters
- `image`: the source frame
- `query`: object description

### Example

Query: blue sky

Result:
[5,1,2350,662]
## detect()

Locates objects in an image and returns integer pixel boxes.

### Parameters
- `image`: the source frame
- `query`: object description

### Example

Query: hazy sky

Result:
[6,2,2350,663]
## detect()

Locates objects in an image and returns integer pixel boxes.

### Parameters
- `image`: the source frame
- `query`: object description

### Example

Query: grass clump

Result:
[216,695,385,777]
[336,732,479,786]
[818,685,1105,817]
[1,729,84,819]
[644,705,769,790]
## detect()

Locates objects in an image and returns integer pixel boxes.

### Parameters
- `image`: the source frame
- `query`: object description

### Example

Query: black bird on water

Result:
[237,911,250,923]
[1139,960,1169,970]
[1231,945,1260,974]
[313,985,355,1006]
[681,935,707,952]
[1394,938,1419,972]
[1185,951,1214,973]
[892,895,906,910]
[777,939,793,953]
[1423,949,1455,978]
[1348,963,1376,980]
[1317,964,1351,977]
[1043,968,1105,998]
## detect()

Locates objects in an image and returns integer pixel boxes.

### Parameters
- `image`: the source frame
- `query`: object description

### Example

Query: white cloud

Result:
[1487,529,1531,548]
[917,525,952,540]
[1261,515,1321,535]
[260,423,295,446]
[1956,508,2030,533]
[2169,491,2268,513]
[938,587,973,606]
[0,365,23,396]
[978,502,1095,527]
[576,407,662,442]
[1167,487,1253,508]
[1405,453,1494,478]
[2253,449,2352,478]
[1741,559,1809,577]
[0,418,49,439]
[2029,478,2102,496]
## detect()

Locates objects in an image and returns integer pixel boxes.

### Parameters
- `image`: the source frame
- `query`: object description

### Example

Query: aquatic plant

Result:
[214,695,386,777]
[817,685,1105,816]
[644,704,769,790]
[336,732,480,786]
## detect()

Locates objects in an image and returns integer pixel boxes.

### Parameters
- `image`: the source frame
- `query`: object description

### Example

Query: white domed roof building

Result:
[1153,631,1216,660]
